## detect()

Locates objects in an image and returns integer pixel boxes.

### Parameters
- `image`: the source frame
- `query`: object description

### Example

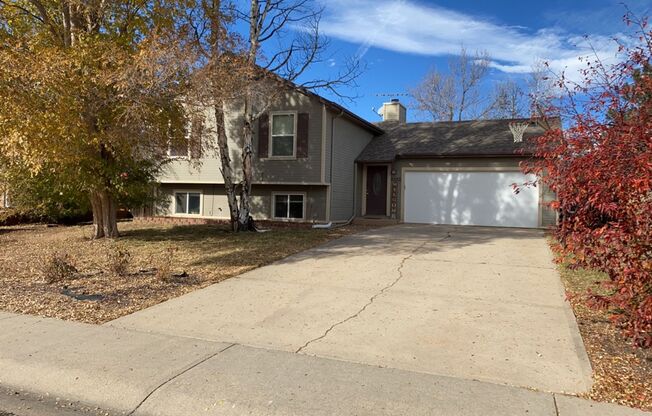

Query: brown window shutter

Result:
[258,113,269,158]
[189,115,203,159]
[297,113,309,158]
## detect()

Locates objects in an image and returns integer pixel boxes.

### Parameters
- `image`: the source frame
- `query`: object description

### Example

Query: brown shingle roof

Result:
[356,118,553,162]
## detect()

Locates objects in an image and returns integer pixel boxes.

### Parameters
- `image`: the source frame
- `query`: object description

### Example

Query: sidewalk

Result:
[0,312,648,416]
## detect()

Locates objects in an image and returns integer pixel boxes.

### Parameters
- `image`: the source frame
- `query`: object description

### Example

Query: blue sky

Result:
[290,0,650,122]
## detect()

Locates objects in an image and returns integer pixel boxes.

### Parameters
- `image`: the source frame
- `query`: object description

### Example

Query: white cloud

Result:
[320,0,624,81]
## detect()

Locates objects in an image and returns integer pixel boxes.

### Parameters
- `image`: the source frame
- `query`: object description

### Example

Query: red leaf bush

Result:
[523,13,652,347]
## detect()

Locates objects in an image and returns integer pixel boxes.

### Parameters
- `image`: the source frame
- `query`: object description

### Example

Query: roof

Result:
[284,82,384,135]
[317,96,385,135]
[258,67,384,136]
[356,118,555,162]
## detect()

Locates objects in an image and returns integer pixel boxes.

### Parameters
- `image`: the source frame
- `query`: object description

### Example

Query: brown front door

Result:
[365,165,388,216]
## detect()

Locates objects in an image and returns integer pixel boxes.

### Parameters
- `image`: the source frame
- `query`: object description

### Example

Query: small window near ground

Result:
[270,113,295,157]
[174,192,201,215]
[274,194,304,219]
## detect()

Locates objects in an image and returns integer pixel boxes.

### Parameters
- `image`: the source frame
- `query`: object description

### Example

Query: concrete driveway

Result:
[109,225,593,394]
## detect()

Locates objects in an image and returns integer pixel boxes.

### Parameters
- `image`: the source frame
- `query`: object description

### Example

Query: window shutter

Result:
[297,113,309,158]
[189,115,203,159]
[258,114,269,158]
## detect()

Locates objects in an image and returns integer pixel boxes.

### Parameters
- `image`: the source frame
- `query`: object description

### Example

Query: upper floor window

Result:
[168,114,204,159]
[270,113,296,158]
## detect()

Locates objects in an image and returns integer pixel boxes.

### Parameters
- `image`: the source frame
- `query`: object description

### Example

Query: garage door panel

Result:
[404,171,538,228]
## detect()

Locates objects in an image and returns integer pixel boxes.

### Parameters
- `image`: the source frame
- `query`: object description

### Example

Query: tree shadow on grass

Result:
[119,224,234,243]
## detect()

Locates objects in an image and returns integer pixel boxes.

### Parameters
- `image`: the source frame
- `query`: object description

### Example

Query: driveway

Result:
[108,225,593,394]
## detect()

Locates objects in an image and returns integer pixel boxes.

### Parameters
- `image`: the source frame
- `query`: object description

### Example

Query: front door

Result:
[365,165,388,216]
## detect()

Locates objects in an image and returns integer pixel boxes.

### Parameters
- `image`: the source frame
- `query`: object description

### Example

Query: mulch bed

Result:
[558,263,652,411]
[0,221,369,324]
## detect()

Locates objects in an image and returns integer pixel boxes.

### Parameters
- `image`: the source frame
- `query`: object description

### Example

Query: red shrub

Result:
[523,13,652,347]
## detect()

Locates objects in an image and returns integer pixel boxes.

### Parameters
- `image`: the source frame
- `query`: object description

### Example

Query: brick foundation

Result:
[133,216,315,229]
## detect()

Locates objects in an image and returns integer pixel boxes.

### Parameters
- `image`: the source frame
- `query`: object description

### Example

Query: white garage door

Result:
[404,171,539,228]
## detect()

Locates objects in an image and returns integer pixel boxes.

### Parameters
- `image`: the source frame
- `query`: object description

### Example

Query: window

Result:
[270,113,296,157]
[174,192,201,215]
[273,194,304,219]
[169,139,189,158]
[168,114,204,159]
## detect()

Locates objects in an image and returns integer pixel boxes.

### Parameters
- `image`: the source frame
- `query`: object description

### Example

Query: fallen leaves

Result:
[558,263,652,411]
[0,221,366,324]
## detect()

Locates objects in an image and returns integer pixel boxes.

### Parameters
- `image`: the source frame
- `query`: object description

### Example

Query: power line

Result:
[374,93,410,97]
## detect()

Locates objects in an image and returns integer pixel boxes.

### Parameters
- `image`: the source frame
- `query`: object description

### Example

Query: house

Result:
[153,87,556,228]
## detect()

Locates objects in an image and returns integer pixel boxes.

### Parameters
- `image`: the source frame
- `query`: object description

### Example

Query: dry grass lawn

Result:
[558,263,652,411]
[0,221,369,324]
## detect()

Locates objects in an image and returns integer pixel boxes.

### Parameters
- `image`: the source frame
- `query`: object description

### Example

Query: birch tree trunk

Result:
[237,103,255,231]
[214,103,240,231]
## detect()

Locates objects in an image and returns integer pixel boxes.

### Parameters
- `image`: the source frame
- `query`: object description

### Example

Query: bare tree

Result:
[186,0,361,231]
[411,47,490,121]
[527,60,563,130]
[486,79,527,119]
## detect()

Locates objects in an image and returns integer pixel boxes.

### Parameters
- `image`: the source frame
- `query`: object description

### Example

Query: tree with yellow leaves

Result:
[0,0,190,238]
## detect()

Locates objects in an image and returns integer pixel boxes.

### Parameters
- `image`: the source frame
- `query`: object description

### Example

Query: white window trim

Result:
[167,134,191,159]
[167,117,202,160]
[167,147,190,159]
[268,111,298,160]
[271,192,306,221]
[172,190,203,216]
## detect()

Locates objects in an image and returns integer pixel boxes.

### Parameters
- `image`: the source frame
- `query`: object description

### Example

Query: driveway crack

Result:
[127,343,236,415]
[295,233,450,354]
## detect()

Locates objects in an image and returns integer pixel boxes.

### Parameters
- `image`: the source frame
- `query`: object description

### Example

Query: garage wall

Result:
[392,158,557,228]
[540,178,558,227]
[157,184,328,222]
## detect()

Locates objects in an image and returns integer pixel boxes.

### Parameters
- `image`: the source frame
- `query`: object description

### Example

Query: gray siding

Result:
[329,114,375,221]
[389,158,556,228]
[158,184,327,222]
[159,89,325,185]
[253,93,324,184]
[249,185,327,221]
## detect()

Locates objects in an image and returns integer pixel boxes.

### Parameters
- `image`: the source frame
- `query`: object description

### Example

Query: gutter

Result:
[318,98,384,136]
[394,153,533,159]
